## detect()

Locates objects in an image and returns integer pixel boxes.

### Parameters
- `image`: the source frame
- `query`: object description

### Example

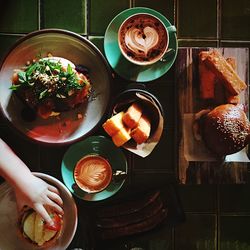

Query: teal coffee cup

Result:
[118,12,176,66]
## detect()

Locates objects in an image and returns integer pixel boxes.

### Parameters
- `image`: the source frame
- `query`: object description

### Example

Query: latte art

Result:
[74,155,112,193]
[125,26,159,57]
[78,164,108,187]
[119,13,168,64]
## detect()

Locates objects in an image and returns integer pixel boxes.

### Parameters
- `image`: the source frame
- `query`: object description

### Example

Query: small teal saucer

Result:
[104,7,178,82]
[61,136,127,201]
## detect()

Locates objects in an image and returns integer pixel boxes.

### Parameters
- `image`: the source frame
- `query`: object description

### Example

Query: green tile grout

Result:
[38,0,41,30]
[217,0,221,47]
[39,0,44,30]
[173,0,177,27]
[85,0,89,37]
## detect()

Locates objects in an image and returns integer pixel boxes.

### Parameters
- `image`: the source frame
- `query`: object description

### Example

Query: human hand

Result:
[14,174,63,226]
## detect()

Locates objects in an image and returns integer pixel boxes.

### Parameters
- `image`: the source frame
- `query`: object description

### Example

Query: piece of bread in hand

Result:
[122,103,143,128]
[112,126,131,147]
[102,111,124,136]
[131,115,151,144]
[204,50,247,95]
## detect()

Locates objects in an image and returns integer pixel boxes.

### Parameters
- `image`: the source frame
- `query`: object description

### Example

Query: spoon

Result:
[112,170,127,182]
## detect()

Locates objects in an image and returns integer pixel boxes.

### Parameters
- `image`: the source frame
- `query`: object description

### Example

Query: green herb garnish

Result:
[11,58,87,101]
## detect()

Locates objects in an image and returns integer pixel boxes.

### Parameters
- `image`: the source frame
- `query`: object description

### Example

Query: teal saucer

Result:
[104,7,178,82]
[61,136,127,201]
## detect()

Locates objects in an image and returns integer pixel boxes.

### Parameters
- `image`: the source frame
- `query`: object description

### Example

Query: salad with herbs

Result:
[11,56,91,119]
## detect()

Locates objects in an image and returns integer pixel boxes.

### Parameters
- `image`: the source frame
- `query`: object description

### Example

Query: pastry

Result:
[102,111,125,136]
[131,115,151,144]
[122,103,143,128]
[112,126,131,147]
[200,104,250,156]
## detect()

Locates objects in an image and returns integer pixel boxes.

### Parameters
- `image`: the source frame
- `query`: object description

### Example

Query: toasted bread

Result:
[199,51,216,99]
[112,126,131,147]
[131,115,151,144]
[225,57,240,104]
[122,103,143,128]
[204,50,247,95]
[102,112,125,136]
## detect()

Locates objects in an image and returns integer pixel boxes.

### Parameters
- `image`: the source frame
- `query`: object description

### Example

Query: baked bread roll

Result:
[122,103,143,128]
[131,115,151,144]
[19,208,63,247]
[201,104,250,156]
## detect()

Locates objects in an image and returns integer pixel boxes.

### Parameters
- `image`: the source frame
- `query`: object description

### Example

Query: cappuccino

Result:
[118,13,168,65]
[74,154,112,193]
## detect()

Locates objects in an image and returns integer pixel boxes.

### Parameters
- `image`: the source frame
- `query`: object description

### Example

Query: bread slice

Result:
[131,115,151,144]
[199,51,216,99]
[102,112,125,136]
[225,57,240,104]
[122,103,143,128]
[112,126,131,147]
[204,50,247,95]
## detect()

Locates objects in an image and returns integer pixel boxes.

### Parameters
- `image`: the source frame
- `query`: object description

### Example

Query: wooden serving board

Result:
[176,48,249,184]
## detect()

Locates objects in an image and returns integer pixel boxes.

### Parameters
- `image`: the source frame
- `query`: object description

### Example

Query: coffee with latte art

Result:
[74,154,112,193]
[118,13,168,65]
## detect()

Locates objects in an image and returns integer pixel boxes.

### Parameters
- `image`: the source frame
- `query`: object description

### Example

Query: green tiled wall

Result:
[0,35,23,62]
[134,0,175,24]
[0,0,250,250]
[177,0,217,39]
[221,0,250,40]
[0,0,38,33]
[89,0,129,35]
[43,0,87,34]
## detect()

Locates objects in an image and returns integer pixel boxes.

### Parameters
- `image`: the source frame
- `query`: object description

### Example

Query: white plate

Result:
[0,172,78,250]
